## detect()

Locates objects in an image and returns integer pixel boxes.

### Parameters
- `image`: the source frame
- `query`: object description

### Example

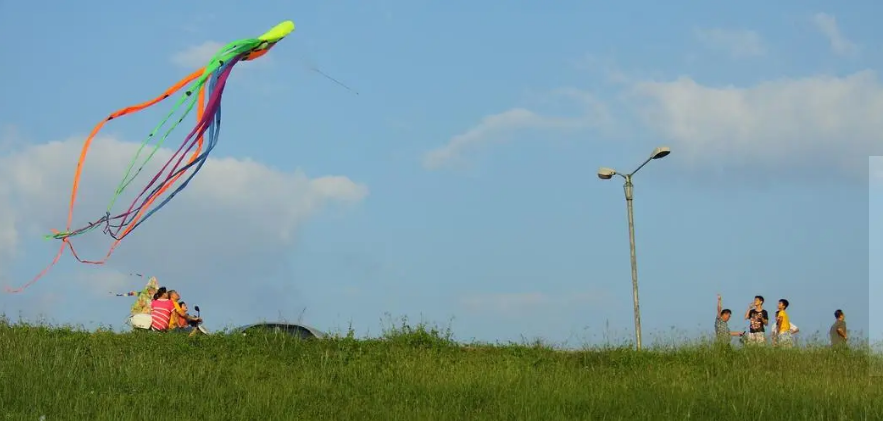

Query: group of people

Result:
[130,277,202,333]
[715,294,849,348]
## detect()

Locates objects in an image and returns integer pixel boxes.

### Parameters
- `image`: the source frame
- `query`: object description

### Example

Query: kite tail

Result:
[99,42,257,239]
[3,70,204,294]
[118,56,239,239]
[7,20,296,293]
[67,50,246,262]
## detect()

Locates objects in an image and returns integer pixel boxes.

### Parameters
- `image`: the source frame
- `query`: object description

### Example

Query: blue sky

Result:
[0,0,880,347]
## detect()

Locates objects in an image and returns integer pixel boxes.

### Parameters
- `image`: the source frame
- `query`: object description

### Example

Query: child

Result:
[773,309,799,346]
[774,299,793,348]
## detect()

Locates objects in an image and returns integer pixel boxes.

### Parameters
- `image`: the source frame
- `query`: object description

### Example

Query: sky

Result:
[0,0,880,348]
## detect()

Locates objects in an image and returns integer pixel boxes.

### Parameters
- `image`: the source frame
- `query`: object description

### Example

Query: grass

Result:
[1,316,881,421]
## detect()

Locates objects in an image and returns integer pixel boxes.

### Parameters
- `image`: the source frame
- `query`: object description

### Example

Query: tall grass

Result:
[0,316,880,420]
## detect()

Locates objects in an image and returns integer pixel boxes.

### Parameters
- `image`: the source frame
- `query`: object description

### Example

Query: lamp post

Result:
[597,146,671,351]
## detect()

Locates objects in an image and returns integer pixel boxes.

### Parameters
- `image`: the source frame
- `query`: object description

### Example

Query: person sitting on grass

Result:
[173,300,202,333]
[150,287,174,332]
[168,290,200,331]
[130,276,159,316]
[715,294,745,346]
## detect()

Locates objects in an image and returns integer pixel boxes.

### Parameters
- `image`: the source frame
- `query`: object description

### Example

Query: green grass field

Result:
[1,317,881,421]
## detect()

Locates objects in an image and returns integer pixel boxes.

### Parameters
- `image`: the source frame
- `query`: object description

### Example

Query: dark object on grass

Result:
[231,323,326,340]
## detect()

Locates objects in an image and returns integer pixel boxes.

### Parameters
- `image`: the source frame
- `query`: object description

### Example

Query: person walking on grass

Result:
[774,299,793,348]
[715,294,745,347]
[830,309,848,348]
[744,295,769,346]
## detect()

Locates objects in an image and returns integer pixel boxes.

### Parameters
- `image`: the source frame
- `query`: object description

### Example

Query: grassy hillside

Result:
[1,319,880,421]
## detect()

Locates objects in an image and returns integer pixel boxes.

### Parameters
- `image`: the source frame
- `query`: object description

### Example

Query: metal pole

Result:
[623,175,642,350]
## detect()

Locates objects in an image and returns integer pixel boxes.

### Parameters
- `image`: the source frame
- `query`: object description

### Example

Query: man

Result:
[774,299,793,348]
[829,309,848,348]
[743,295,769,346]
[715,294,744,346]
[168,290,201,330]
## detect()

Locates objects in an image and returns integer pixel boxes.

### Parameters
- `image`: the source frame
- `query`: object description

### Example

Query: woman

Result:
[128,277,159,330]
[149,287,175,331]
[130,276,159,315]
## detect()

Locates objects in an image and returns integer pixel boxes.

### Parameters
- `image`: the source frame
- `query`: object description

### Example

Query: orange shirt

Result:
[169,301,184,329]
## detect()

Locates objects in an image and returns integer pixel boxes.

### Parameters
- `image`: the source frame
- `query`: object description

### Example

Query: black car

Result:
[231,322,326,340]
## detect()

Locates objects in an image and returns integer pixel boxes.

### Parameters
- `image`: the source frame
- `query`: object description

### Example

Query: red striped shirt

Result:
[150,299,174,330]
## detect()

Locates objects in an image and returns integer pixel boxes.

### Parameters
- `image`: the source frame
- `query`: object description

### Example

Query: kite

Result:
[6,21,296,293]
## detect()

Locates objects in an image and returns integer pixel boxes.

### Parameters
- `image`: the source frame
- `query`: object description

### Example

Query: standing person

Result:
[773,310,800,346]
[774,299,793,348]
[829,309,848,348]
[715,294,745,346]
[150,287,174,331]
[743,295,769,346]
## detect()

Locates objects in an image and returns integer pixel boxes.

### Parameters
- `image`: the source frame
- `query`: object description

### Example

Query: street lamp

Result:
[597,146,670,350]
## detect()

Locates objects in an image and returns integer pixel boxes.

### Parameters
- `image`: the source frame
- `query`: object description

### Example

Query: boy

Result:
[772,310,800,346]
[829,309,848,348]
[744,295,769,346]
[774,299,793,348]
[715,294,745,346]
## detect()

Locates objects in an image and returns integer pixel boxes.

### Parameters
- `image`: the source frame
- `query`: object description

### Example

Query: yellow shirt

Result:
[169,301,184,329]
[778,310,790,333]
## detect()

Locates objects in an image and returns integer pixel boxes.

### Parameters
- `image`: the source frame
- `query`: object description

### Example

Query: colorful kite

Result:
[6,21,296,293]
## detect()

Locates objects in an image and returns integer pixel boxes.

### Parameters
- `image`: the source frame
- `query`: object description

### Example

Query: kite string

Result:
[310,66,359,95]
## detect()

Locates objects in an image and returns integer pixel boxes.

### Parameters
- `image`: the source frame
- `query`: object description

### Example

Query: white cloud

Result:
[0,134,367,324]
[423,91,610,170]
[171,41,226,69]
[627,70,883,174]
[811,13,858,57]
[694,28,765,58]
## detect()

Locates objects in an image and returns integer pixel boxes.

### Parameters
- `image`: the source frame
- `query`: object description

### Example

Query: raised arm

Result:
[717,294,722,316]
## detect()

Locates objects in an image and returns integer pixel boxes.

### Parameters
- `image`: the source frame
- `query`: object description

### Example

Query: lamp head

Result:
[597,167,616,180]
[651,146,671,160]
